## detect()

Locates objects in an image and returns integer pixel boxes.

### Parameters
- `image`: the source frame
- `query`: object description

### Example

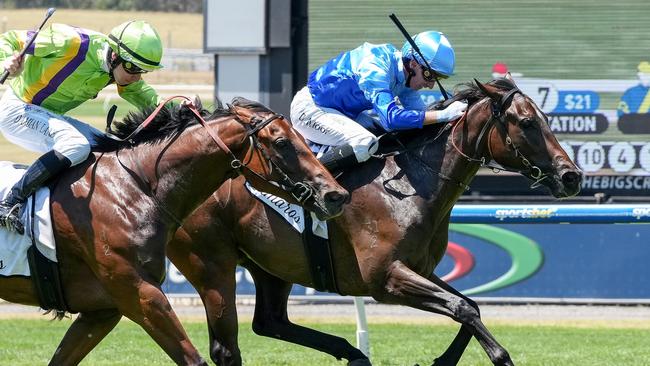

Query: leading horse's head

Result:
[459,75,582,198]
[227,97,349,219]
[100,97,348,220]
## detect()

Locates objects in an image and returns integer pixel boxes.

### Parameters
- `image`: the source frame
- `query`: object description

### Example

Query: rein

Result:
[110,96,315,225]
[231,112,314,203]
[373,85,548,191]
[449,88,548,188]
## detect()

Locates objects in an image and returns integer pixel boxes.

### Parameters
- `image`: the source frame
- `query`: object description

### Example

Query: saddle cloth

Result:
[245,182,329,239]
[0,161,56,277]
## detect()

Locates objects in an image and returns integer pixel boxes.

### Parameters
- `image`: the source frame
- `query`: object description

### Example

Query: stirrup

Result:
[0,203,25,235]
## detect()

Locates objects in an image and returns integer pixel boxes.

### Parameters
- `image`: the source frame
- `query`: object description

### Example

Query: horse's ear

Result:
[504,72,517,86]
[474,78,491,96]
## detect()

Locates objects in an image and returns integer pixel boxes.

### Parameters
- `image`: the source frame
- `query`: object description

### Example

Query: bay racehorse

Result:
[0,97,348,365]
[166,76,582,366]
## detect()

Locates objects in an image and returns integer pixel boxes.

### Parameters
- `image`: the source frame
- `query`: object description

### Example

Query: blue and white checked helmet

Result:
[401,31,455,77]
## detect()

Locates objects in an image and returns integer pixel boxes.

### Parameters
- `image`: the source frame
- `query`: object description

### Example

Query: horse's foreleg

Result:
[48,309,121,365]
[246,262,370,366]
[99,259,207,366]
[425,274,479,366]
[377,260,513,366]
[168,239,242,366]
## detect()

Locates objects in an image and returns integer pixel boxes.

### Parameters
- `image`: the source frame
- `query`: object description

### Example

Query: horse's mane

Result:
[431,77,518,109]
[92,96,272,152]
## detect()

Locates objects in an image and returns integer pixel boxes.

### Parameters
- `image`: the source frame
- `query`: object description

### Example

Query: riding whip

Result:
[0,7,56,84]
[389,13,450,100]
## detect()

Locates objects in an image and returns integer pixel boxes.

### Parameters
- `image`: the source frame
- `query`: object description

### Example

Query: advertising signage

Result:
[162,223,650,299]
[421,77,650,197]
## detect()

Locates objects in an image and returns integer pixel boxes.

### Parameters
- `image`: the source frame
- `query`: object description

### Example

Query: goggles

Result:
[422,67,449,82]
[121,59,148,74]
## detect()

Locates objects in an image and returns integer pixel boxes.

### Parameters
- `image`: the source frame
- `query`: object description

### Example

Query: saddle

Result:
[0,161,67,312]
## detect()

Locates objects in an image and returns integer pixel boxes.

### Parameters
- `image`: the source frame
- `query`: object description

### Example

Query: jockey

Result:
[0,20,164,234]
[290,31,467,172]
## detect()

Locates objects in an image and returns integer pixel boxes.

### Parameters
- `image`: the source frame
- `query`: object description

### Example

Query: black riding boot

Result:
[318,144,360,173]
[0,150,71,235]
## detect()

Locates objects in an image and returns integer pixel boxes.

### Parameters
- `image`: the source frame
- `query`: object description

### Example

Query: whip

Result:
[0,7,56,84]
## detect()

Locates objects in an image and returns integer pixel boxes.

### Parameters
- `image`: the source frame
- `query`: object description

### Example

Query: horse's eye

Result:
[520,118,535,128]
[274,138,289,148]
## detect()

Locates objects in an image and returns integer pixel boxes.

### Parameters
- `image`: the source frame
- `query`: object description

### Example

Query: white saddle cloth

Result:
[245,182,329,239]
[0,161,56,277]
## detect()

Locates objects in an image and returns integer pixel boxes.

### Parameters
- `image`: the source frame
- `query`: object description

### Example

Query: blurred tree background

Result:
[0,0,202,12]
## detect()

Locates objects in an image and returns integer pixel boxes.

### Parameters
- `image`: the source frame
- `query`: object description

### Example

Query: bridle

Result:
[230,110,314,204]
[374,85,548,191]
[109,96,314,227]
[449,86,548,189]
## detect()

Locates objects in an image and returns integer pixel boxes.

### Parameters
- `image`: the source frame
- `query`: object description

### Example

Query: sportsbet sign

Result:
[162,222,650,299]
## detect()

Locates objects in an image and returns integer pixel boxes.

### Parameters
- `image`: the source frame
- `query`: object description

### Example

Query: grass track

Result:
[0,318,649,365]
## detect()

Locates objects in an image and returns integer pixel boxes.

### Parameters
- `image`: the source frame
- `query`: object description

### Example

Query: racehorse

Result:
[166,76,583,366]
[0,97,348,365]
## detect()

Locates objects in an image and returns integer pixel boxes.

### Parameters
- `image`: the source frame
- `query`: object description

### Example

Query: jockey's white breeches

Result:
[290,86,378,162]
[0,89,102,166]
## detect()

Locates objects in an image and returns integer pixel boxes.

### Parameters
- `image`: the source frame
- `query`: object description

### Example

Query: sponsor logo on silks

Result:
[446,224,544,295]
[632,207,650,218]
[494,207,558,221]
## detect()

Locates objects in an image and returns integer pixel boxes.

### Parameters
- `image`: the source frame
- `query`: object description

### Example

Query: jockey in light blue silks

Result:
[290,31,467,172]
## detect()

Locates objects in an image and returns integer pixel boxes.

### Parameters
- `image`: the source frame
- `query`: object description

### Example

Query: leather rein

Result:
[107,96,314,225]
[449,87,547,189]
[375,87,547,190]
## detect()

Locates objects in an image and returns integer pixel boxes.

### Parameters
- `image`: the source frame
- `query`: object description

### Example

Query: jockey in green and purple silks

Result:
[0,20,164,234]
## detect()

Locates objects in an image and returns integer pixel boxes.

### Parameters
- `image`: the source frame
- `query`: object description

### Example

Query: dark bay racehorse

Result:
[0,98,348,365]
[167,77,583,366]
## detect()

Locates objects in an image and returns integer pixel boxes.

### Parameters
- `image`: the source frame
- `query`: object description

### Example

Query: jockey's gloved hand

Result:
[1,52,25,79]
[435,100,468,122]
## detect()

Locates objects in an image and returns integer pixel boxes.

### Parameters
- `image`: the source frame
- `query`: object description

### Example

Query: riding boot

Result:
[0,150,71,235]
[318,144,360,174]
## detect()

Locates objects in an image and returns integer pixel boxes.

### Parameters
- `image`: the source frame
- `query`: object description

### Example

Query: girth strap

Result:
[301,213,339,293]
[27,196,69,312]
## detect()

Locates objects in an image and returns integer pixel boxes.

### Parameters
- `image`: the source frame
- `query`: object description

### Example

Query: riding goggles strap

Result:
[108,33,160,67]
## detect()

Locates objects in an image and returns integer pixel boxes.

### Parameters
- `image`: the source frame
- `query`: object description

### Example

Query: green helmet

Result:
[108,20,163,72]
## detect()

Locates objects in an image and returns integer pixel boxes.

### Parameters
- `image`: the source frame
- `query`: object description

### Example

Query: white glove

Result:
[435,100,468,122]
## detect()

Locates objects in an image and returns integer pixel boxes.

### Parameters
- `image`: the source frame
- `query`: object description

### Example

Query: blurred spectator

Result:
[491,62,522,79]
[617,61,650,117]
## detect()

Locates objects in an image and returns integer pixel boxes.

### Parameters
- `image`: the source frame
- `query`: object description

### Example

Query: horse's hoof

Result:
[348,358,372,366]
[431,357,456,366]
[494,350,514,366]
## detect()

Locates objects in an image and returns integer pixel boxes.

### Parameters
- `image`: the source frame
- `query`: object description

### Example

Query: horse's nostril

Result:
[561,171,581,186]
[324,190,348,205]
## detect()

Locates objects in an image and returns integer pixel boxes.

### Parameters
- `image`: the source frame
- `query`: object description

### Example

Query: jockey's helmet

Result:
[401,31,455,78]
[108,20,163,72]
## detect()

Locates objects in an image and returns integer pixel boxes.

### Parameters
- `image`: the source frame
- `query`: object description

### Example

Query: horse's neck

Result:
[123,118,247,220]
[364,127,481,217]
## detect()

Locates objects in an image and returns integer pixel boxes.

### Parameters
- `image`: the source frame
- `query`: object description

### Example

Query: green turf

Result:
[0,319,648,365]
